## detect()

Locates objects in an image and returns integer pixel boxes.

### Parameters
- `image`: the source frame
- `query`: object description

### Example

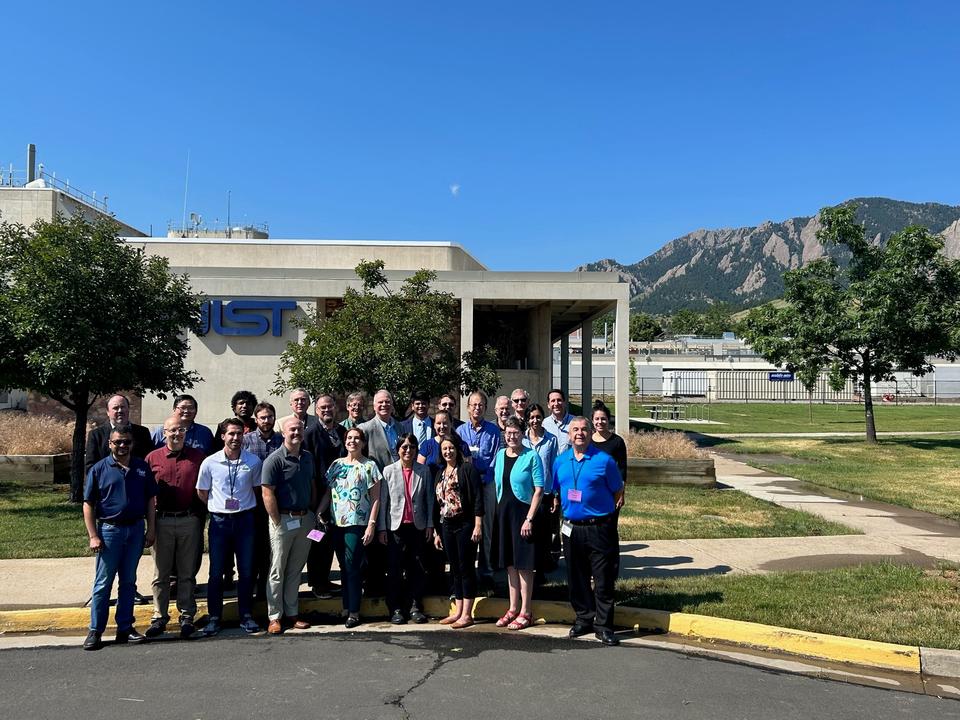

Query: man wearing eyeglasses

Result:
[278,388,318,433]
[151,394,215,455]
[437,393,463,430]
[82,425,157,651]
[339,391,367,430]
[143,416,207,640]
[510,388,530,430]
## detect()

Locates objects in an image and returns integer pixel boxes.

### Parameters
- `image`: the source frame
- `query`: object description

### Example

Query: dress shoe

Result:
[267,620,283,635]
[115,627,147,644]
[390,609,406,625]
[133,591,149,606]
[203,617,222,637]
[180,622,196,639]
[82,630,102,651]
[240,616,261,634]
[345,615,361,629]
[568,622,593,639]
[595,629,619,646]
[409,609,428,624]
[144,620,166,638]
[292,618,311,630]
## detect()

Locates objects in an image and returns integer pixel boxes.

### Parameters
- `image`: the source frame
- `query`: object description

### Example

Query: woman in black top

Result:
[590,400,627,509]
[434,437,484,628]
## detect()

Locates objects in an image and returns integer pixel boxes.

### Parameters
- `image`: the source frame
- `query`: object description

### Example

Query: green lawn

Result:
[615,563,960,650]
[0,481,89,558]
[619,485,855,541]
[709,434,960,522]
[636,402,960,434]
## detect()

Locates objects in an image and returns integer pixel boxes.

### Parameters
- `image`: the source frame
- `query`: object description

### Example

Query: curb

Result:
[0,596,948,676]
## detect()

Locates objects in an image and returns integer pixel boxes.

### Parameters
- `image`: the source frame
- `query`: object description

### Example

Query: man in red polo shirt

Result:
[144,415,207,639]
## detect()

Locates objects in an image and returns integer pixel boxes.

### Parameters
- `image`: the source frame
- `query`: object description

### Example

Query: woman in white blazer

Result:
[378,433,434,624]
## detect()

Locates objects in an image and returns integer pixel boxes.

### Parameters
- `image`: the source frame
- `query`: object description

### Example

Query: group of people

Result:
[81,386,627,651]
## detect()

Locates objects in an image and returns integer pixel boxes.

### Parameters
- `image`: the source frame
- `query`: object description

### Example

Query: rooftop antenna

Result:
[227,189,232,239]
[180,149,191,233]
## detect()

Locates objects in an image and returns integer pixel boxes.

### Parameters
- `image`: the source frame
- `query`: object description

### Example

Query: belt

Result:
[98,517,142,527]
[567,514,615,526]
[157,510,194,518]
[282,510,308,516]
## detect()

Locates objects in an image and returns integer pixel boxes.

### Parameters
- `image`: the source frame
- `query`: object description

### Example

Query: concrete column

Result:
[580,320,592,412]
[614,296,630,434]
[532,303,552,401]
[460,296,474,420]
[559,334,569,398]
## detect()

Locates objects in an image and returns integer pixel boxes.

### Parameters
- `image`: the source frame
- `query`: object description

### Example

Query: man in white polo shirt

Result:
[197,417,263,636]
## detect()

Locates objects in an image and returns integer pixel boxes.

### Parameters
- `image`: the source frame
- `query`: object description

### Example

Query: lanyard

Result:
[570,455,586,490]
[227,456,240,497]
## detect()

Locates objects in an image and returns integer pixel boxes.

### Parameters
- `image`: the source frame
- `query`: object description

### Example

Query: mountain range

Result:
[578,198,960,315]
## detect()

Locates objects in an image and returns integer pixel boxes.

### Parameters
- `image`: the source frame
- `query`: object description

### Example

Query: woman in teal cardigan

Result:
[492,417,544,630]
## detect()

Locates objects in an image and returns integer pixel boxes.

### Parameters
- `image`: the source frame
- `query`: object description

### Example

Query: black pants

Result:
[477,481,497,580]
[441,519,478,599]
[307,534,335,590]
[561,516,620,632]
[386,524,426,613]
[534,500,557,577]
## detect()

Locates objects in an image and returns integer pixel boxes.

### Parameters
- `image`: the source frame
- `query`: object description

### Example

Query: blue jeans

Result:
[90,520,145,633]
[207,510,255,619]
[332,526,366,614]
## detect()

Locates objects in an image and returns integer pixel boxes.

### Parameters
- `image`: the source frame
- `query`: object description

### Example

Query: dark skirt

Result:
[495,476,536,571]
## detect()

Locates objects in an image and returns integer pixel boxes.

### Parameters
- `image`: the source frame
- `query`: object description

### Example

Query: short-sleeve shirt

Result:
[84,456,157,523]
[261,445,315,512]
[552,446,623,521]
[197,449,262,513]
[152,422,215,455]
[145,446,206,514]
[326,458,382,528]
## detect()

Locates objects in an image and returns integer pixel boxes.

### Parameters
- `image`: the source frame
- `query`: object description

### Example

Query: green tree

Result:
[742,204,960,443]
[630,312,662,341]
[629,356,639,395]
[275,260,501,411]
[668,308,705,335]
[0,215,204,500]
[701,302,737,337]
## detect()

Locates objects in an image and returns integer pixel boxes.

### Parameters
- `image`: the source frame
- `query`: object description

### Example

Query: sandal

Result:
[451,617,474,629]
[495,610,519,628]
[438,615,459,625]
[507,612,532,630]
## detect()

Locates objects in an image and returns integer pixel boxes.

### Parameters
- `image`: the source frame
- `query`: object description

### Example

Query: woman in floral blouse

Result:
[319,426,382,628]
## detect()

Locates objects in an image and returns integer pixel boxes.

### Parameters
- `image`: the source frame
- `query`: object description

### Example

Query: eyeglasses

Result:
[504,431,522,438]
[164,428,186,435]
[110,439,132,446]
[175,404,197,412]
[511,397,527,404]
[398,445,415,453]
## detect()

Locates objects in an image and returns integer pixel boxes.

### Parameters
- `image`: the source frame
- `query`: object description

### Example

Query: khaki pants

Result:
[151,514,203,624]
[267,514,312,620]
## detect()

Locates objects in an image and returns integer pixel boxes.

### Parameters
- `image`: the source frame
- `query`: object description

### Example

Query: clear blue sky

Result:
[4,2,959,271]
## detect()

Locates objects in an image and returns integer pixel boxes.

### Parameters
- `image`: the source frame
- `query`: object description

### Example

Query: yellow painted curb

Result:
[0,597,921,673]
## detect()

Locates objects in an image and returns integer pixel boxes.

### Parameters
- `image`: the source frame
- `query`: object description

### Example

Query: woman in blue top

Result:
[416,410,471,479]
[493,417,544,630]
[319,426,382,628]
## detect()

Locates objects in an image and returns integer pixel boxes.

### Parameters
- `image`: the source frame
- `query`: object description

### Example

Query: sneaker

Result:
[180,622,196,639]
[239,616,260,634]
[203,617,222,637]
[82,630,102,651]
[144,620,166,638]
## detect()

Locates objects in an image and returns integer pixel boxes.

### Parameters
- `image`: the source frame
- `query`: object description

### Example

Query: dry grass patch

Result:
[628,430,708,459]
[0,413,72,455]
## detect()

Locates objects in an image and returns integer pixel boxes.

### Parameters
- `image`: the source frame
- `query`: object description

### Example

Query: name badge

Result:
[224,497,241,511]
[469,445,480,453]
[307,528,326,542]
[285,517,302,531]
[560,519,573,537]
[567,489,582,503]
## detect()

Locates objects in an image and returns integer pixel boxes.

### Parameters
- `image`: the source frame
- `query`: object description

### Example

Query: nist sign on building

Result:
[199,299,298,337]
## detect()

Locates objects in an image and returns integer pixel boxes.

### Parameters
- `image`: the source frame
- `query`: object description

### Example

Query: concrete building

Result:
[127,237,631,431]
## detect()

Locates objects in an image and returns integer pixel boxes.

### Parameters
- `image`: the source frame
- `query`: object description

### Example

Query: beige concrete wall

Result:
[0,188,145,236]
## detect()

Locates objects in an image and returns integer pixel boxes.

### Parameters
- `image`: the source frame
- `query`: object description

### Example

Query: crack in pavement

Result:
[385,648,454,719]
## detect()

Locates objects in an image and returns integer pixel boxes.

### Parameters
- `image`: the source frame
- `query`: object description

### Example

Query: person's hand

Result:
[550,496,560,514]
[520,518,533,538]
[89,535,103,553]
[615,492,625,510]
[378,531,388,545]
[434,534,444,551]
[470,527,482,544]
[425,527,434,542]
[144,530,156,549]
[362,524,375,546]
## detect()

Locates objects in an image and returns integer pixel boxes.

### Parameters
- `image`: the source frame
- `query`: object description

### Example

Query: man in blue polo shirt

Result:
[82,424,158,651]
[553,416,623,646]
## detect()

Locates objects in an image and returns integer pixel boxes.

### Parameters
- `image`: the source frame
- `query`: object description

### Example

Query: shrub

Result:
[0,412,73,455]
[627,429,708,459]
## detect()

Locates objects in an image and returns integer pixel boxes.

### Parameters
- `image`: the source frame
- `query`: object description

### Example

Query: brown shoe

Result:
[267,620,282,635]
[292,618,311,630]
